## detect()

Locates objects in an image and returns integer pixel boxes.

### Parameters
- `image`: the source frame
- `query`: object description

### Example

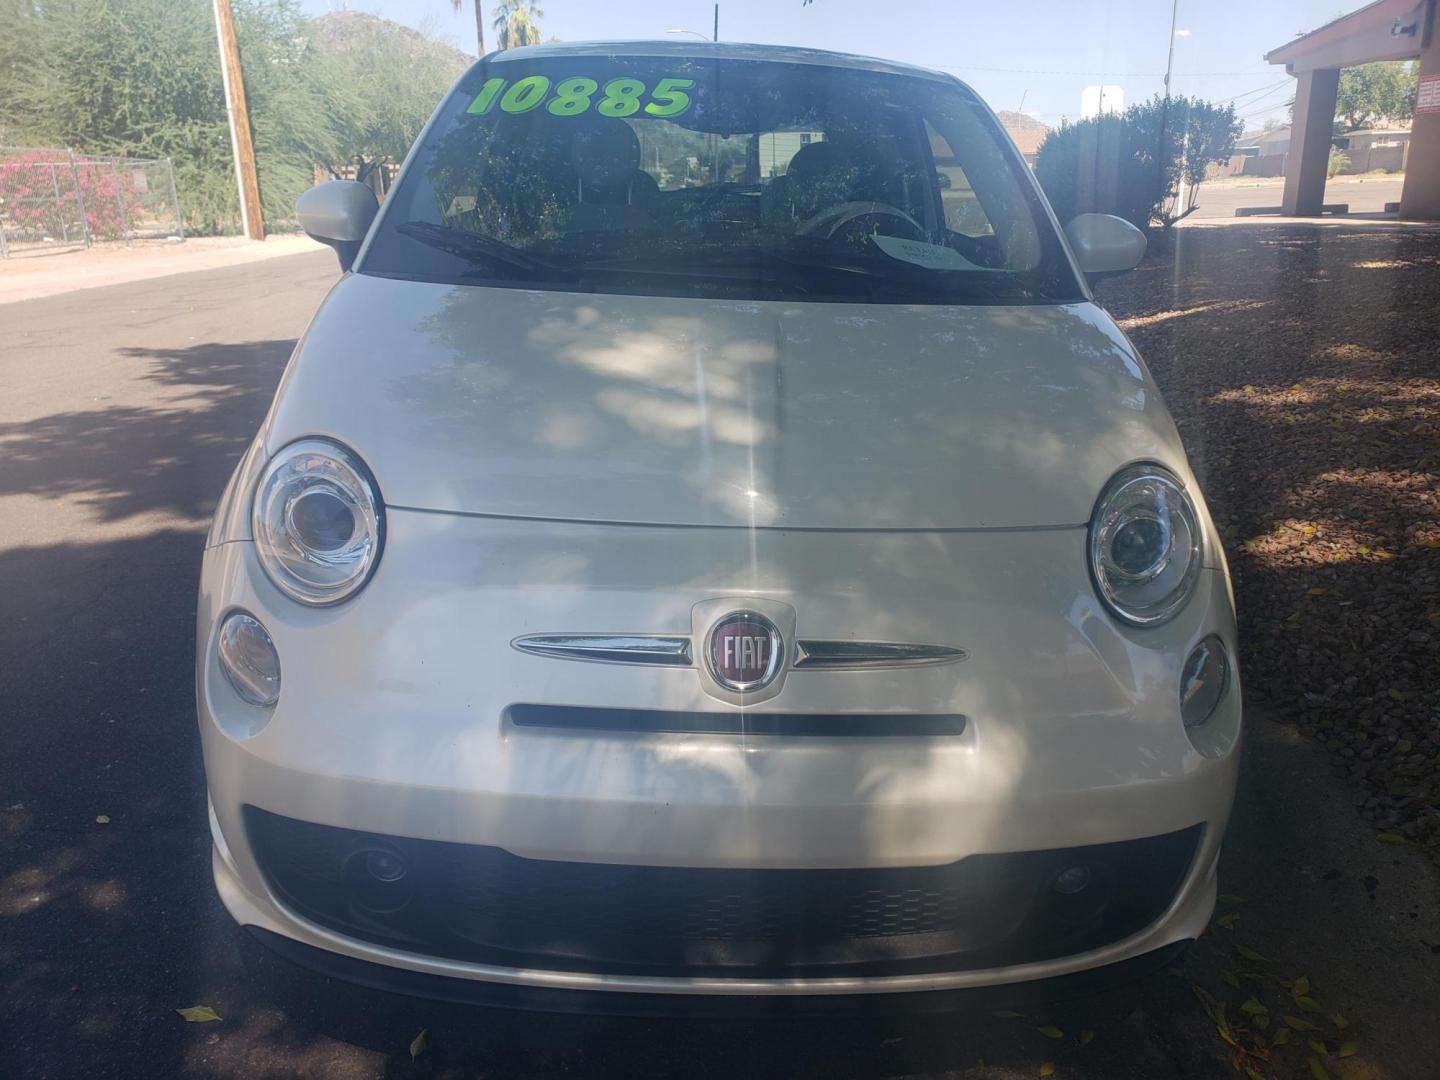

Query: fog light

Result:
[345,844,414,913]
[364,848,408,883]
[1051,864,1092,895]
[217,612,280,707]
[1045,862,1113,926]
[1180,635,1229,728]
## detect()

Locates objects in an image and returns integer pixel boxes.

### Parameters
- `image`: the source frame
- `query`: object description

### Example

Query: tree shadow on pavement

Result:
[0,339,293,525]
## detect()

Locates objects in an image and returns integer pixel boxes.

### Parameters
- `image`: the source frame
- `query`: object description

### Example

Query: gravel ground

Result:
[1095,221,1440,856]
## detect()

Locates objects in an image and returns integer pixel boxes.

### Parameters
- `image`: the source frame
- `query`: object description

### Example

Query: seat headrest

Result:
[572,121,642,189]
[785,140,849,182]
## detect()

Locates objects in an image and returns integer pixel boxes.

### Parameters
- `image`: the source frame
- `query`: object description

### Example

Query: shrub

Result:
[1327,146,1351,178]
[1034,95,1241,230]
[0,150,141,242]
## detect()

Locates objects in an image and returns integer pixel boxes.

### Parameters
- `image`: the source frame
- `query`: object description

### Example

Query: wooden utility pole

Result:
[212,0,265,240]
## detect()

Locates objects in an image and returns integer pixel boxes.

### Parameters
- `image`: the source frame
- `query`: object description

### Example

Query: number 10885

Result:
[467,75,697,119]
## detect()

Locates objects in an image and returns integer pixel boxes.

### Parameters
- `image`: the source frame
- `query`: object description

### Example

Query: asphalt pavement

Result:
[1185,176,1405,221]
[1,251,1437,1080]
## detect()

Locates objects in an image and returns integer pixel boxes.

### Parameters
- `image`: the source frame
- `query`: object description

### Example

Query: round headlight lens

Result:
[217,611,281,707]
[1180,634,1229,727]
[1089,464,1201,626]
[252,438,383,606]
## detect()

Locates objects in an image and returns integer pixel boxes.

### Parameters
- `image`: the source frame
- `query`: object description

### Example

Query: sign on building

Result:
[1417,73,1440,116]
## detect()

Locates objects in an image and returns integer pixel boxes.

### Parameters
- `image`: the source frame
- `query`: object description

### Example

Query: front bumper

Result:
[200,510,1241,995]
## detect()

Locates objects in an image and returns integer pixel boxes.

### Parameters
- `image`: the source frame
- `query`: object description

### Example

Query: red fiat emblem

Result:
[707,611,783,692]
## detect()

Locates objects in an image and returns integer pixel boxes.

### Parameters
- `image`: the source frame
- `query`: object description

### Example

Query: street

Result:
[2,243,1438,1080]
[1186,175,1405,220]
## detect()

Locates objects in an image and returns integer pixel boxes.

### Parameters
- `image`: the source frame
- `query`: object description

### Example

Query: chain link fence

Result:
[0,148,183,258]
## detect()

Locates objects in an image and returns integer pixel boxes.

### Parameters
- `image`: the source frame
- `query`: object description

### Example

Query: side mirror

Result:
[1064,213,1146,282]
[296,180,379,272]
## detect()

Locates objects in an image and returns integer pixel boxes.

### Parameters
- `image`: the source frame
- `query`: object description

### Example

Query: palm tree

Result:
[450,1,486,57]
[492,0,544,50]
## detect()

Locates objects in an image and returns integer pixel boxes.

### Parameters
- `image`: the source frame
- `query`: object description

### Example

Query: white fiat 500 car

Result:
[199,41,1240,1003]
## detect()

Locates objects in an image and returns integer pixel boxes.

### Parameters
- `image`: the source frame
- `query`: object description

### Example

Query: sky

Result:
[301,0,1350,133]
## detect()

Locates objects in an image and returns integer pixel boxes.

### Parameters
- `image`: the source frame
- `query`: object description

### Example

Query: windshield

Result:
[360,52,1084,305]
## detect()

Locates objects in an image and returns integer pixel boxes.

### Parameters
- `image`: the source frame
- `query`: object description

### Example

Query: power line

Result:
[1236,85,1297,120]
[1222,79,1292,106]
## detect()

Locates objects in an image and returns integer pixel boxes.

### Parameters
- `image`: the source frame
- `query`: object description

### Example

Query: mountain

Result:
[309,11,471,76]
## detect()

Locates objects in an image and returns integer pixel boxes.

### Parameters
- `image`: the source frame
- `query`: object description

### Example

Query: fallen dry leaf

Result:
[176,1006,220,1023]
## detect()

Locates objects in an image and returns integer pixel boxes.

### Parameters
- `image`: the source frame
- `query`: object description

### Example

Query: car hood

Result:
[265,274,1185,530]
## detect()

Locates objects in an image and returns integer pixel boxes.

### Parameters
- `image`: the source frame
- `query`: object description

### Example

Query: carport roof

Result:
[1266,0,1431,70]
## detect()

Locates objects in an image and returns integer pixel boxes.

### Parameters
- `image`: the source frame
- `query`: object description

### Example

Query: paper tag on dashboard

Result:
[871,234,980,270]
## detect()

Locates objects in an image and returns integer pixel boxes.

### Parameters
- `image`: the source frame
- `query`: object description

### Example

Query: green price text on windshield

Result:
[467,76,696,119]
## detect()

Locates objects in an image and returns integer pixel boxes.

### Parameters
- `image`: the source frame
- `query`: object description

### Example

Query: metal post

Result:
[67,151,91,248]
[1163,0,1179,98]
[50,160,70,244]
[713,2,719,40]
[113,161,132,245]
[1159,0,1181,223]
[165,157,185,239]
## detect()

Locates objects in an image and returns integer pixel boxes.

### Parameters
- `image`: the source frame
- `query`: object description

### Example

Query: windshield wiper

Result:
[394,221,569,279]
[772,248,1026,300]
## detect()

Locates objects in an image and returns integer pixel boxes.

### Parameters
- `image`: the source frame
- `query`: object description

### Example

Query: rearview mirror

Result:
[296,180,379,272]
[1064,213,1146,281]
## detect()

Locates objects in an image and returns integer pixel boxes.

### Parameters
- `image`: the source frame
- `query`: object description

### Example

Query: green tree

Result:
[0,1,462,235]
[307,12,468,188]
[492,0,543,50]
[1171,96,1245,218]
[231,2,348,231]
[0,0,343,234]
[1336,62,1418,131]
[1034,95,1240,230]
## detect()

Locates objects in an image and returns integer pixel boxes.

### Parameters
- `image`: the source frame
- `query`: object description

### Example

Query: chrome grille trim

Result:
[792,641,968,669]
[512,634,693,666]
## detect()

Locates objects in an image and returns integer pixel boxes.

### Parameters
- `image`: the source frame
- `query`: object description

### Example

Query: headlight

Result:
[1089,464,1201,626]
[252,438,384,606]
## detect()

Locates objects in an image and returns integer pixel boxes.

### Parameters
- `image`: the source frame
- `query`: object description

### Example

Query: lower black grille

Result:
[247,807,1201,979]
[508,704,967,737]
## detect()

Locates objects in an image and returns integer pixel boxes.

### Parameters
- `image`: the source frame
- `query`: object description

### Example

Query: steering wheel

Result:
[796,201,927,243]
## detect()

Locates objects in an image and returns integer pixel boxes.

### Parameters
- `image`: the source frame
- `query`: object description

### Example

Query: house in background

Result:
[995,111,1050,166]
[1229,127,1293,176]
[1228,123,1410,177]
[1336,128,1412,171]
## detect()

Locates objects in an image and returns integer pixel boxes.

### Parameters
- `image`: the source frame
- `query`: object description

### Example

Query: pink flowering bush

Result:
[0,150,143,243]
